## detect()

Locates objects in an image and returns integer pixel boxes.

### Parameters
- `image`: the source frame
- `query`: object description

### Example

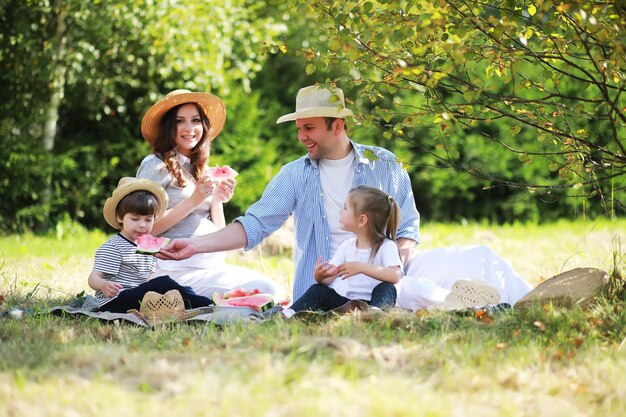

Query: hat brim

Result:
[514,267,608,309]
[276,107,353,124]
[103,179,169,230]
[141,92,226,145]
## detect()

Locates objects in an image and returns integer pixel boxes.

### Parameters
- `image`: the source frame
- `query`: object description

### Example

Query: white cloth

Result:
[319,151,355,255]
[329,238,402,301]
[397,245,531,311]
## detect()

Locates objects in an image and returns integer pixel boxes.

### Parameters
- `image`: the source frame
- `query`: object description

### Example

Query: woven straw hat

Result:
[431,279,501,311]
[141,89,226,145]
[276,85,354,124]
[103,177,168,230]
[514,267,608,309]
[128,290,209,326]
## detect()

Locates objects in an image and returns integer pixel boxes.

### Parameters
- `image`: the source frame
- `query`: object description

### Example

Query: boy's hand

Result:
[336,262,364,280]
[100,281,123,298]
[313,256,338,282]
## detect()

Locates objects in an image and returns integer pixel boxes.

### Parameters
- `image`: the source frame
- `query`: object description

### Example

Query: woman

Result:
[136,89,283,299]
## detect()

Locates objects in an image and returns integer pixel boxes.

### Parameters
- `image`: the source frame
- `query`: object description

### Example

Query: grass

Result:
[1,218,625,416]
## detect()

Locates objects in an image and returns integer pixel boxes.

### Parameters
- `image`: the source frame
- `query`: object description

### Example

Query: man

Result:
[159,84,420,300]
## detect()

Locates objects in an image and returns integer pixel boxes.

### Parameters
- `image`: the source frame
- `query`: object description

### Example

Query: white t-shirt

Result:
[329,237,402,301]
[319,151,355,255]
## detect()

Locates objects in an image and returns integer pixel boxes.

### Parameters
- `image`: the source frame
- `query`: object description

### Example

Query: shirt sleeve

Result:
[93,241,122,276]
[235,163,299,250]
[379,239,403,269]
[137,154,171,188]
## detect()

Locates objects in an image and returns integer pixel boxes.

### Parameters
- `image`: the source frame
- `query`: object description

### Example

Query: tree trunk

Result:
[39,0,68,231]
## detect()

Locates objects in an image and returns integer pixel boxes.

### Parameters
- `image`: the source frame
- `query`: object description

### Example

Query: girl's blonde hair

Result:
[348,185,401,260]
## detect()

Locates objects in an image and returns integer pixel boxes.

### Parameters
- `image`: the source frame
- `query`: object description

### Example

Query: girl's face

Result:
[175,103,204,157]
[118,212,155,242]
[339,196,360,233]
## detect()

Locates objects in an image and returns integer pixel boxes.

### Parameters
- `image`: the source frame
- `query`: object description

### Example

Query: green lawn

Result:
[1,219,625,416]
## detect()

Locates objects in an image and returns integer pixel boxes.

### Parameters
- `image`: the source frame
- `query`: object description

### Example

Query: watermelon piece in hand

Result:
[135,234,171,255]
[205,165,239,183]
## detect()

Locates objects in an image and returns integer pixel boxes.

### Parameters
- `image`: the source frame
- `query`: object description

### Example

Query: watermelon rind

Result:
[135,237,171,255]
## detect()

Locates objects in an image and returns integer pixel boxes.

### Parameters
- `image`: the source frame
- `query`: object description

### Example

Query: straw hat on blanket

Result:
[430,279,501,311]
[514,267,609,309]
[128,290,212,326]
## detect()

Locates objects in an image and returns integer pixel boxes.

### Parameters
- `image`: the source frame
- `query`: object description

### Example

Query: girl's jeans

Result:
[290,282,396,312]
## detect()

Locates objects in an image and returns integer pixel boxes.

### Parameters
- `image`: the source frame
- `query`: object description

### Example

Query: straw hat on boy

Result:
[103,177,169,230]
[141,89,226,145]
[276,85,354,124]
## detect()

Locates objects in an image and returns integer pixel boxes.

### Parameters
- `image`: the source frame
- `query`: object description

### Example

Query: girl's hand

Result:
[101,281,123,298]
[313,256,338,282]
[336,262,364,280]
[213,178,237,203]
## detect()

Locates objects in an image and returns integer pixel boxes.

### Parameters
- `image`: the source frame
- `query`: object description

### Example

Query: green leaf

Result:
[305,63,317,75]
[363,149,379,161]
[510,126,522,135]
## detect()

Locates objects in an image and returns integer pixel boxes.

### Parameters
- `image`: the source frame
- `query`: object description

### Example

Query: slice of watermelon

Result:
[205,165,239,183]
[135,234,171,255]
[217,294,275,312]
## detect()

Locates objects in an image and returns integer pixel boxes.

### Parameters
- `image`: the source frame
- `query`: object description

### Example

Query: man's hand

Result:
[156,238,198,260]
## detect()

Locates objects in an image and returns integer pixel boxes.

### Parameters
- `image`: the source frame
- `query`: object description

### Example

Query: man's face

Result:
[295,117,338,160]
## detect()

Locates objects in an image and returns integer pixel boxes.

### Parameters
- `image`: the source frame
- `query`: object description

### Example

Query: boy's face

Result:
[117,212,155,242]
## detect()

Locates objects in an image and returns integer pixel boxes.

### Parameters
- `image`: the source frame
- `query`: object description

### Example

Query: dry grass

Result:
[1,219,625,417]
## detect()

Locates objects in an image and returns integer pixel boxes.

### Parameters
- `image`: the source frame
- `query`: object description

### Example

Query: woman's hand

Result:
[213,178,237,203]
[191,177,216,204]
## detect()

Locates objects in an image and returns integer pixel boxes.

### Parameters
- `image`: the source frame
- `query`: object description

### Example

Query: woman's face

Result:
[175,103,204,157]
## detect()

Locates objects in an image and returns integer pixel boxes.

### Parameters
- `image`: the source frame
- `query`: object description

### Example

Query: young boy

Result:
[88,177,212,313]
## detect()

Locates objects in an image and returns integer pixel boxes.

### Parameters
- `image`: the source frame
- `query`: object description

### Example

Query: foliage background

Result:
[0,0,624,233]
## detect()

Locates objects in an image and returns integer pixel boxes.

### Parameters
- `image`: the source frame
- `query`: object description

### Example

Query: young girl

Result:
[88,177,212,313]
[284,185,403,317]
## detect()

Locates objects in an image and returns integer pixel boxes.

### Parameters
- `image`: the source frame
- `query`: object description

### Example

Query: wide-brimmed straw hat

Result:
[276,85,354,124]
[141,89,226,145]
[103,177,169,230]
[514,267,609,310]
[430,279,501,311]
[128,290,211,326]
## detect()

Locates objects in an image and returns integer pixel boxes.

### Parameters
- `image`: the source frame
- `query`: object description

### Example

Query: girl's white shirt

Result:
[329,237,402,301]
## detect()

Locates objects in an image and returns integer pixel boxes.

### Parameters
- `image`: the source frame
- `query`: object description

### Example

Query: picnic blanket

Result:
[29,295,264,327]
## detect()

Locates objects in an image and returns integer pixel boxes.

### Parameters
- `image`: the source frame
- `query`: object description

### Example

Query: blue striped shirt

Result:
[235,141,420,300]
